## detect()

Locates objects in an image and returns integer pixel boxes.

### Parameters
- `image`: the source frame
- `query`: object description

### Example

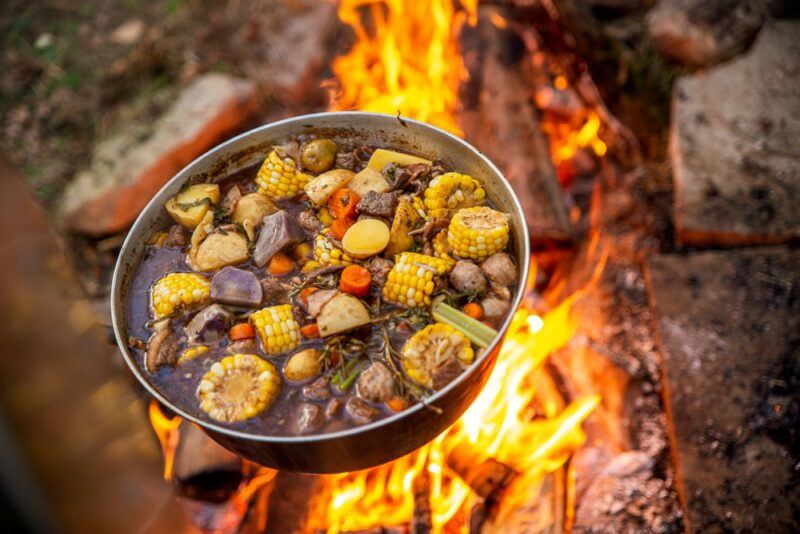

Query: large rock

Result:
[648,247,800,532]
[59,73,258,236]
[670,21,800,246]
[647,0,773,67]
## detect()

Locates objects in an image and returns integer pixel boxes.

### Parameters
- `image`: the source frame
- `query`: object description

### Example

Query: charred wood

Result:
[173,423,243,503]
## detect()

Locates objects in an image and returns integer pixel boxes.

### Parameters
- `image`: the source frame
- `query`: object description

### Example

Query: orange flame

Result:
[329,0,476,135]
[306,263,602,533]
[148,399,182,481]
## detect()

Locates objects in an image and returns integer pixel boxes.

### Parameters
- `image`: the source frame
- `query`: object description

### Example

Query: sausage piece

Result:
[357,362,395,402]
[481,253,517,287]
[450,260,488,294]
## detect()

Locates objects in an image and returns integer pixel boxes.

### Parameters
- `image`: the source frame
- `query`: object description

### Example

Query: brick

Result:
[59,73,258,236]
[670,22,800,246]
[647,247,800,531]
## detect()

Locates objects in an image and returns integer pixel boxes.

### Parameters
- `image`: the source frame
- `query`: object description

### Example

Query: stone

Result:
[110,19,145,45]
[59,73,258,236]
[647,0,772,66]
[647,247,800,532]
[670,21,800,246]
[573,452,683,533]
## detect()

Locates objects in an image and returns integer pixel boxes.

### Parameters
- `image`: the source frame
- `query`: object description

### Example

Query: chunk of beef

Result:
[386,163,431,192]
[226,337,258,354]
[260,277,291,305]
[335,145,374,172]
[357,191,400,218]
[297,209,323,233]
[211,267,263,308]
[252,210,306,267]
[145,328,179,372]
[344,396,380,426]
[290,403,324,436]
[364,257,393,289]
[164,224,188,248]
[432,354,463,390]
[185,304,232,343]
[305,289,337,318]
[303,376,332,401]
[357,362,395,402]
[481,253,517,287]
[450,260,488,294]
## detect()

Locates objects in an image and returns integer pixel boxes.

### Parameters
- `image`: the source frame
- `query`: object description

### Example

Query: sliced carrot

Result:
[330,215,355,240]
[229,323,256,340]
[327,188,360,220]
[300,286,319,304]
[463,302,484,320]
[300,323,320,339]
[339,265,372,297]
[386,396,407,412]
[267,252,294,276]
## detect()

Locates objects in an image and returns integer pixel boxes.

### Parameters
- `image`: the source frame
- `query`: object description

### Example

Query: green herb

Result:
[331,356,365,389]
[175,197,213,211]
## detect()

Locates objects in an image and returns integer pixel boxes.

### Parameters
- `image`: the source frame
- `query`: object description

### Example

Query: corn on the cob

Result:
[151,272,211,319]
[250,304,301,355]
[383,252,449,307]
[423,172,486,218]
[431,231,457,271]
[255,149,310,200]
[446,206,509,262]
[401,323,474,388]
[178,345,209,364]
[410,196,430,221]
[313,233,355,266]
[197,353,281,422]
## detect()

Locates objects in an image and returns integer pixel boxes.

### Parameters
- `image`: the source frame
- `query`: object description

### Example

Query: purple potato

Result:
[211,266,263,307]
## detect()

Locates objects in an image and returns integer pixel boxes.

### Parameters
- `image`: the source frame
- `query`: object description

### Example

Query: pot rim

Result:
[111,111,530,445]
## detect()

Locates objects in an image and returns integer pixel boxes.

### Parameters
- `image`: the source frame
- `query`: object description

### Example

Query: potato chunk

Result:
[317,293,371,337]
[190,228,249,272]
[165,184,220,229]
[366,148,432,172]
[304,169,354,206]
[232,193,277,240]
[284,348,323,382]
[385,197,420,258]
[348,167,391,197]
[342,219,390,259]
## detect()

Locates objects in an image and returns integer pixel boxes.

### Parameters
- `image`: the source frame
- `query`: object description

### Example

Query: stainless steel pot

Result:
[111,111,529,474]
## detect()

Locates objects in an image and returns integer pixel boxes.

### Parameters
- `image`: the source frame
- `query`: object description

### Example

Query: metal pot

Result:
[111,112,530,474]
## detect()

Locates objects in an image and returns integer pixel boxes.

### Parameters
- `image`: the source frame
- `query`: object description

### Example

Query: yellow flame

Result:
[147,400,182,481]
[329,0,475,135]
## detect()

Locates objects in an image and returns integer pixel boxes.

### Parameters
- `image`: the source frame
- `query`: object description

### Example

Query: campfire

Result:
[147,1,678,532]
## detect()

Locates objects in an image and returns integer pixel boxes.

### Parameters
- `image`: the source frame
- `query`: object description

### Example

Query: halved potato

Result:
[317,293,371,337]
[366,148,432,172]
[304,169,354,206]
[165,184,220,229]
[342,219,390,259]
[348,167,391,197]
[284,348,323,382]
[385,197,420,258]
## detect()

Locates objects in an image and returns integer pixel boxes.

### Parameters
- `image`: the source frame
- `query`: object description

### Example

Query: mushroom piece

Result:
[481,253,517,287]
[211,266,263,308]
[145,328,179,372]
[449,260,489,294]
[252,210,307,268]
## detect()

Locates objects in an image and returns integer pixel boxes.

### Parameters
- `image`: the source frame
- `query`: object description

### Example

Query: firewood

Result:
[173,423,243,502]
[412,468,433,534]
[446,442,517,500]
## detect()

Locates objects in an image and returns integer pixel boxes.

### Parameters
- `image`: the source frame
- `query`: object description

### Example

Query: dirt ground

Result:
[0,0,332,211]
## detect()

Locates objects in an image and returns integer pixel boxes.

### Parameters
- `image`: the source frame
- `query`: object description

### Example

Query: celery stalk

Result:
[431,299,498,348]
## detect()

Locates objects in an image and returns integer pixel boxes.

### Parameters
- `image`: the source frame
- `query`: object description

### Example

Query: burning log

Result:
[412,468,433,534]
[446,442,518,500]
[460,7,572,244]
[173,423,243,503]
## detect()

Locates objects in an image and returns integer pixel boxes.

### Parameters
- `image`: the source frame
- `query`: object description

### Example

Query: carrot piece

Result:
[330,215,355,240]
[229,323,256,340]
[463,302,484,320]
[327,188,360,220]
[386,396,407,412]
[300,286,318,304]
[267,252,294,276]
[339,265,372,297]
[300,323,320,339]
